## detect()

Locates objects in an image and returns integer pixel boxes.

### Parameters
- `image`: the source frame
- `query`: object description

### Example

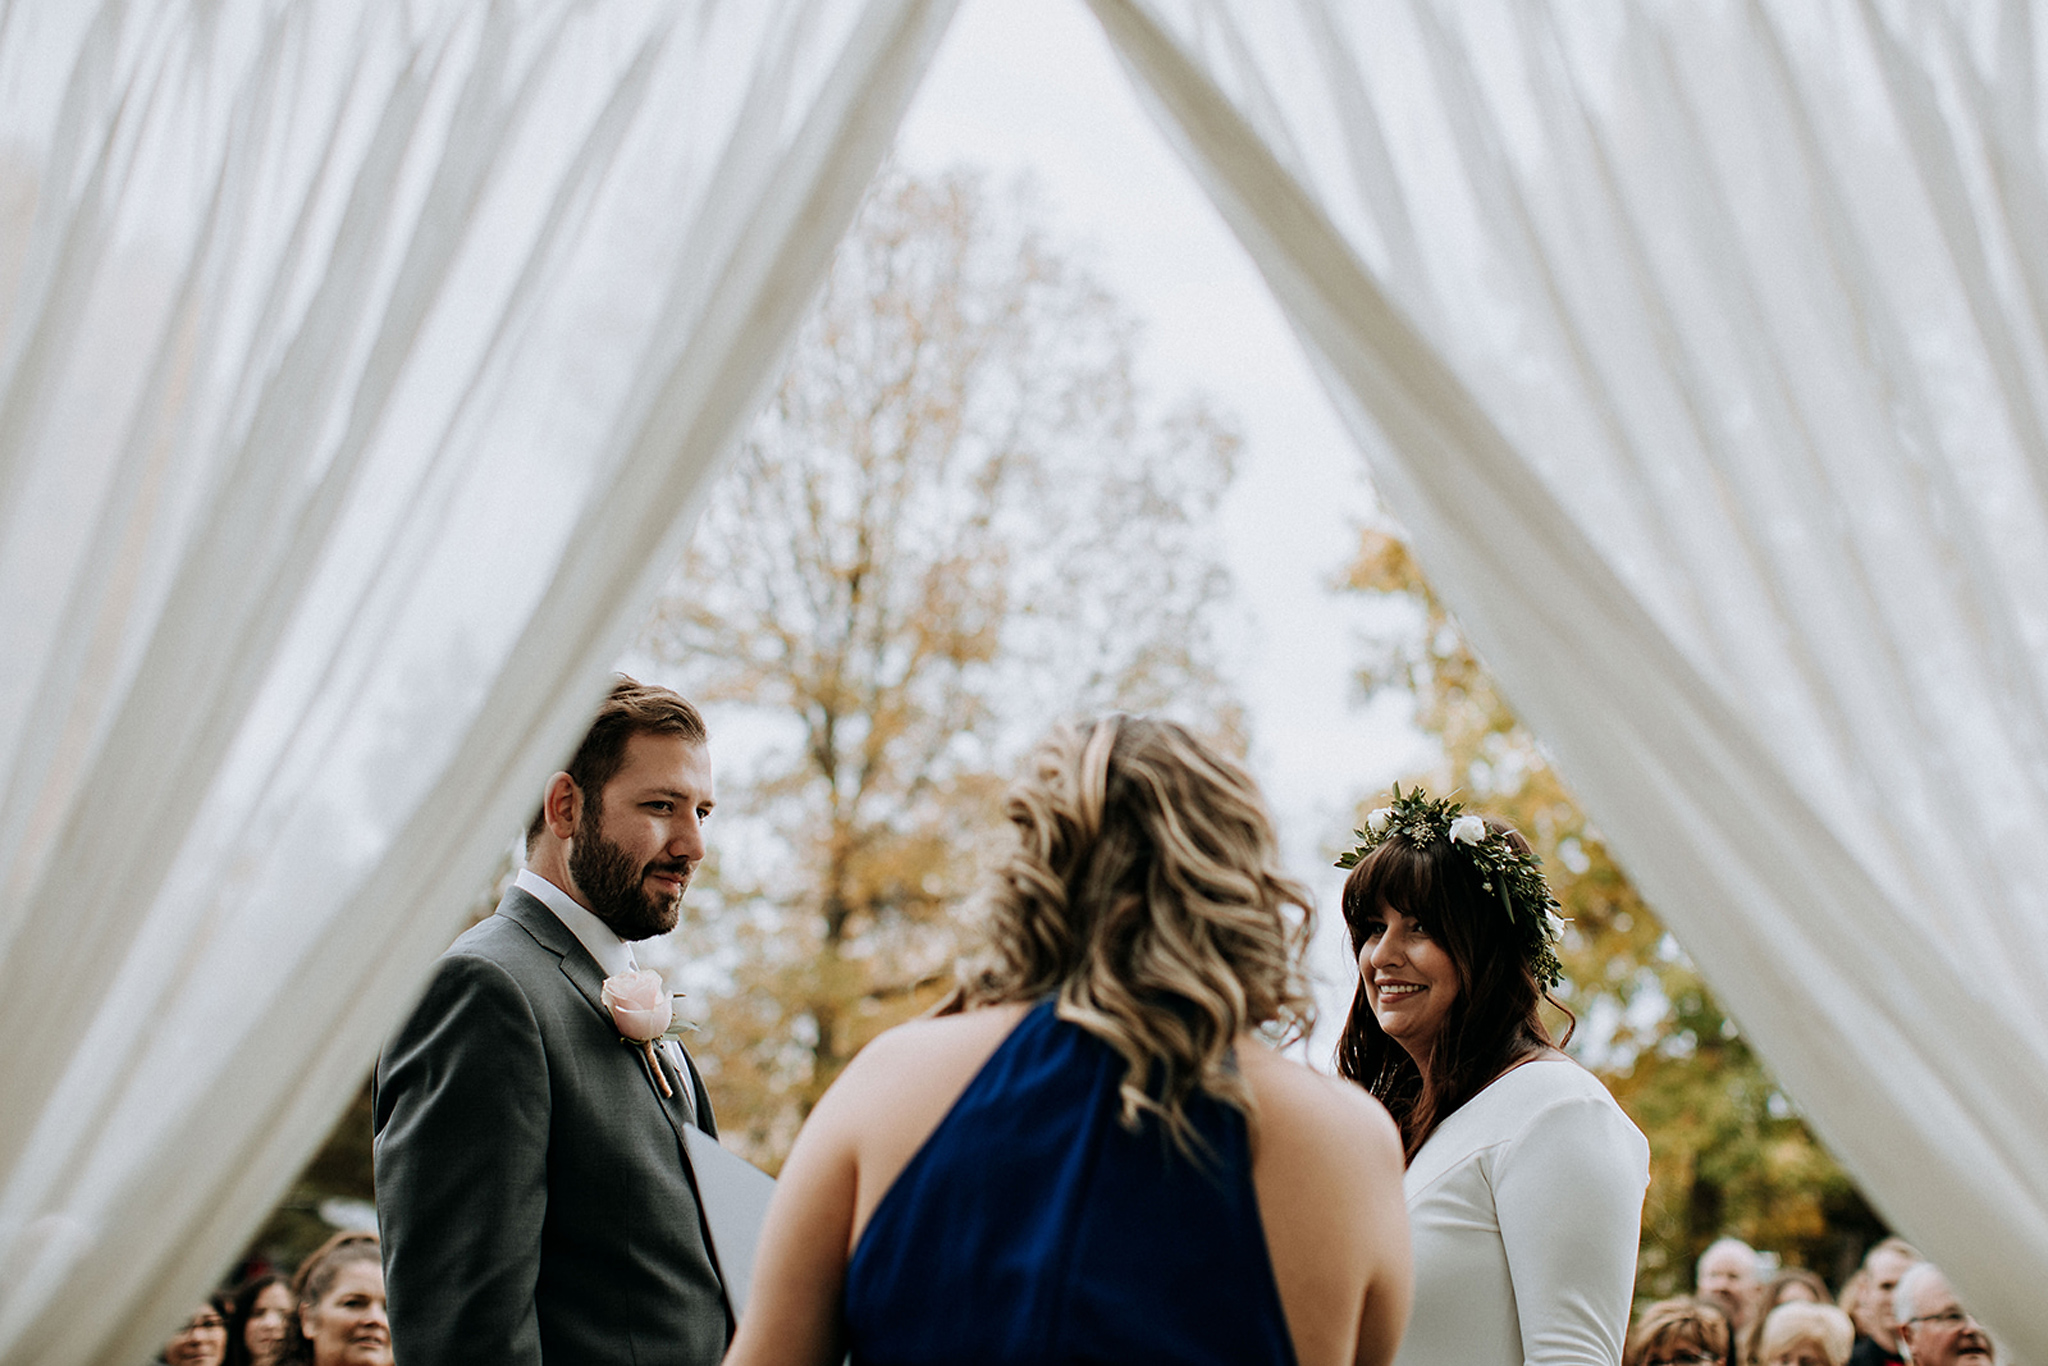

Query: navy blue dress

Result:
[842,1000,1297,1366]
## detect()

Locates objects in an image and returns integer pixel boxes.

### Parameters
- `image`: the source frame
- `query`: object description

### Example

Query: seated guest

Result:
[225,1273,293,1366]
[279,1232,389,1366]
[1839,1272,1867,1329]
[1848,1239,1920,1366]
[1742,1268,1835,1364]
[1710,1303,1743,1366]
[1627,1297,1734,1366]
[159,1299,229,1366]
[1754,1303,1855,1366]
[1698,1238,1764,1336]
[1892,1263,1996,1366]
[726,715,1415,1366]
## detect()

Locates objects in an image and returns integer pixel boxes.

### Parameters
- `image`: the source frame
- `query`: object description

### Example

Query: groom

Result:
[375,677,727,1366]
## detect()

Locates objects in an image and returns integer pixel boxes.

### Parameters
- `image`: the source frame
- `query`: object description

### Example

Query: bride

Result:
[1336,787,1649,1366]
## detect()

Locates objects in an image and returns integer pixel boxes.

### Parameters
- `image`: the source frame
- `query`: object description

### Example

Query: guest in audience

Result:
[1741,1268,1835,1364]
[1626,1297,1733,1366]
[225,1273,293,1366]
[726,715,1415,1366]
[1705,1301,1742,1366]
[1848,1238,1921,1366]
[279,1232,389,1366]
[1764,1267,1831,1306]
[160,1299,230,1366]
[1892,1263,1996,1366]
[1698,1237,1764,1335]
[1754,1302,1854,1366]
[1838,1272,1867,1326]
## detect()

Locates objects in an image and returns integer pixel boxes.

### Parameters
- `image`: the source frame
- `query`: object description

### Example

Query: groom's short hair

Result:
[526,676,708,850]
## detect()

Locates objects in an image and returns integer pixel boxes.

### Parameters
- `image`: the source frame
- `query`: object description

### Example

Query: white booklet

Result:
[683,1125,777,1318]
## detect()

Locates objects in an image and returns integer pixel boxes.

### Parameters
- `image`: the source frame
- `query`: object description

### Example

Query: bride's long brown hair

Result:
[1336,819,1573,1161]
[951,715,1315,1156]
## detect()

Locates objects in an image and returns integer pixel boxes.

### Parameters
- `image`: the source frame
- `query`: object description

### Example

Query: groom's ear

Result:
[542,772,582,841]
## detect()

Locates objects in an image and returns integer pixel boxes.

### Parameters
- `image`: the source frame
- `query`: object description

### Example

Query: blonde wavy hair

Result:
[953,714,1314,1153]
[1756,1303,1853,1366]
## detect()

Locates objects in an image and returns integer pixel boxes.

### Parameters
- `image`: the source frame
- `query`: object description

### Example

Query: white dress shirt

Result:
[517,867,635,976]
[515,867,697,1123]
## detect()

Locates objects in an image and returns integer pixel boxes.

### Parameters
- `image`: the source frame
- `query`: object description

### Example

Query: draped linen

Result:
[0,1,956,1360]
[1086,0,2048,1355]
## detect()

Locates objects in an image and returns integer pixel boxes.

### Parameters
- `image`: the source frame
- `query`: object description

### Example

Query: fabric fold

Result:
[1086,2,2048,1356]
[0,3,958,1360]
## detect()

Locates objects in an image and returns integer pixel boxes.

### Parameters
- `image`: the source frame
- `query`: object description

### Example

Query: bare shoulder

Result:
[823,1003,1032,1112]
[1239,1040,1411,1366]
[1238,1043,1405,1246]
[852,1002,1032,1067]
[802,1002,1034,1238]
[1239,1042,1402,1170]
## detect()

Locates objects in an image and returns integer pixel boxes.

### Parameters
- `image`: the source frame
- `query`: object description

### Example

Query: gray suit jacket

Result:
[373,888,727,1366]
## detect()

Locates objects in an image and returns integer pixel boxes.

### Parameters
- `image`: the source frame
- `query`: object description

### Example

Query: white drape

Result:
[0,1,956,1360]
[1088,0,2048,1354]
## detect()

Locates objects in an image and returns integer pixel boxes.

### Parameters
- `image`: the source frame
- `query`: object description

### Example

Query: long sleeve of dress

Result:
[1493,1088,1651,1366]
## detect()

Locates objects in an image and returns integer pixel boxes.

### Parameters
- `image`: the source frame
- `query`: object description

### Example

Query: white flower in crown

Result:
[1365,807,1394,835]
[1449,814,1488,845]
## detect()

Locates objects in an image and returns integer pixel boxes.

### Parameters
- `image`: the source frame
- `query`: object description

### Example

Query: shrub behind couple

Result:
[379,680,1645,1366]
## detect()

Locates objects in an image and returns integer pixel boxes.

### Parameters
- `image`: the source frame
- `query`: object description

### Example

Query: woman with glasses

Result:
[1893,1264,1997,1365]
[1626,1297,1734,1366]
[1337,788,1650,1365]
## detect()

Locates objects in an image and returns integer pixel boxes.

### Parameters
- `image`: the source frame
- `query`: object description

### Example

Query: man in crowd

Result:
[1850,1237,1922,1366]
[1696,1237,1762,1335]
[375,677,727,1365]
[1893,1263,1996,1366]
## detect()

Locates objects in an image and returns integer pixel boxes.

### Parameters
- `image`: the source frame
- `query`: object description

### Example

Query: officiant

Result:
[373,677,727,1366]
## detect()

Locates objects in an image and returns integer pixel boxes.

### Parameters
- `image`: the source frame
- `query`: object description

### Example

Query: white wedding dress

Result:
[1394,1057,1650,1366]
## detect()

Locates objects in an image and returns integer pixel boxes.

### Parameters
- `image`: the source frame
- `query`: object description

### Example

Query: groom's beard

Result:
[570,800,689,941]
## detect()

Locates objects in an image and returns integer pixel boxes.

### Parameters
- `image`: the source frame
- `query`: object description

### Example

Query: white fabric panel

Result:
[0,1,956,1360]
[1088,0,2048,1355]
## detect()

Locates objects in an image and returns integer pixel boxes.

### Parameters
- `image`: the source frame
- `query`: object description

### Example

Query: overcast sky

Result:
[638,0,1434,1055]
[892,0,1430,1046]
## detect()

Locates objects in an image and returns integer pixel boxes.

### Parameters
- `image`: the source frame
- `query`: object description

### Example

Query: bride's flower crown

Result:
[1336,784,1568,990]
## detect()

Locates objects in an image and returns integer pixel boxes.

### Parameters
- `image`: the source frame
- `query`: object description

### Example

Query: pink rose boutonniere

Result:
[602,968,683,1098]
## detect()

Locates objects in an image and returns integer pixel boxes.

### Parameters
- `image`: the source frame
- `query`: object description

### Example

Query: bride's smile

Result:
[1359,903,1460,1054]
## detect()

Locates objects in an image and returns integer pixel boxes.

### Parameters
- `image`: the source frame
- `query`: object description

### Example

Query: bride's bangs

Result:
[1342,835,1447,951]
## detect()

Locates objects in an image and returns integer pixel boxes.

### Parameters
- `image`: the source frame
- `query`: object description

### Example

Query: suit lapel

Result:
[498,891,698,1132]
[499,891,612,1023]
[496,887,729,1321]
[501,888,712,1146]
